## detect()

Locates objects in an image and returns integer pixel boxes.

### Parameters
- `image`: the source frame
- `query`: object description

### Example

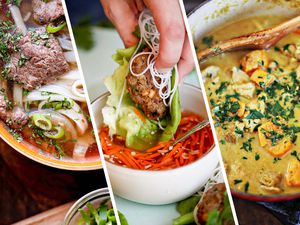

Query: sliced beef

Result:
[126,52,167,120]
[0,95,28,129]
[6,27,69,90]
[32,0,64,24]
[196,183,234,225]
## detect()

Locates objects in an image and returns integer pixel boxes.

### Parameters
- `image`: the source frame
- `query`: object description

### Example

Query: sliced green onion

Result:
[32,114,52,131]
[99,205,108,225]
[118,211,129,225]
[47,22,66,33]
[107,209,116,222]
[44,125,65,139]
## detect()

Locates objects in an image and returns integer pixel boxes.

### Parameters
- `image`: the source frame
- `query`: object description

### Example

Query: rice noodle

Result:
[64,51,76,63]
[129,10,179,107]
[198,166,223,201]
[37,95,88,135]
[29,110,77,139]
[9,4,27,35]
[193,165,224,225]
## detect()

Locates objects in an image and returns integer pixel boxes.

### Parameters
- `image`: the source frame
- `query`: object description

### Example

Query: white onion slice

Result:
[60,70,81,81]
[72,135,94,160]
[64,51,76,63]
[9,4,27,35]
[24,84,86,102]
[23,12,31,22]
[57,36,73,51]
[72,80,85,98]
[37,96,88,135]
[58,108,88,135]
[13,84,23,107]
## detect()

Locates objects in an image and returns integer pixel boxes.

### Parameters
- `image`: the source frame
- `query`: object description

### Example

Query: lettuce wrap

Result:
[102,46,181,151]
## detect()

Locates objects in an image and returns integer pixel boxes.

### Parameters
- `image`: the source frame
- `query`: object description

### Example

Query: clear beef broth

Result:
[0,0,98,162]
[199,15,300,195]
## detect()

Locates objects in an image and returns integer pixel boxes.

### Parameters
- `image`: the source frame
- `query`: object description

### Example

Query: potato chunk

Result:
[241,50,269,73]
[250,69,276,89]
[268,138,293,157]
[231,67,250,84]
[258,122,279,147]
[286,158,300,187]
[232,82,256,99]
[258,122,293,157]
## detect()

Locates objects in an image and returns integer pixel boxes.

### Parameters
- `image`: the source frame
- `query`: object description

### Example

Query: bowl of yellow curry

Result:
[189,0,300,201]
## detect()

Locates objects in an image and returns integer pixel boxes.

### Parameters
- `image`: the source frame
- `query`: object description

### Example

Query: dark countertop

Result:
[0,140,107,225]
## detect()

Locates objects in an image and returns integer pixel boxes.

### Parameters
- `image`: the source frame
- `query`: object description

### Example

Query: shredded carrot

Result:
[295,29,300,35]
[133,107,146,122]
[99,113,214,170]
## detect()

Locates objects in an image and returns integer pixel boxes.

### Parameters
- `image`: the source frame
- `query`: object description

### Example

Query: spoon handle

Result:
[198,15,300,62]
[172,120,210,146]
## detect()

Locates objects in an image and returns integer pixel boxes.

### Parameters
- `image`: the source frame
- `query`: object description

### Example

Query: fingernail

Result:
[156,67,173,73]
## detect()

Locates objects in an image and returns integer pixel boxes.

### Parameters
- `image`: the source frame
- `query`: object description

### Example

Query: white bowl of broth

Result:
[189,0,300,200]
[0,0,101,170]
[92,83,218,205]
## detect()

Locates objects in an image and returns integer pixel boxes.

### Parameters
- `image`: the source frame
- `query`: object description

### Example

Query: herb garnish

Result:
[234,179,243,185]
[240,138,254,152]
[291,151,300,161]
[202,36,214,47]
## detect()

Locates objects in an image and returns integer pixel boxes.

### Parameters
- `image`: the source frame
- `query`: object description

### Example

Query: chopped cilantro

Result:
[202,36,214,47]
[244,182,250,193]
[240,138,254,152]
[255,153,260,161]
[291,151,300,161]
[234,179,243,185]
[245,110,264,119]
[220,139,226,145]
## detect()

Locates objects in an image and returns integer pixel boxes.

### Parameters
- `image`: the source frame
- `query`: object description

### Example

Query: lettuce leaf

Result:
[103,46,181,151]
[159,69,181,142]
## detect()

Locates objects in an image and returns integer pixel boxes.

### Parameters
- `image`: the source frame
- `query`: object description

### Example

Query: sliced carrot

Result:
[294,29,300,35]
[133,107,146,122]
[99,113,214,170]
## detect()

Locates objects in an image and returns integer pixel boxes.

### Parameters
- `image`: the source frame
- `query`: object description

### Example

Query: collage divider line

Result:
[178,0,240,224]
[61,1,121,224]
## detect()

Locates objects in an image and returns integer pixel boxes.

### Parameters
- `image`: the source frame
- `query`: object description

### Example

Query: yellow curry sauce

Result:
[198,16,300,195]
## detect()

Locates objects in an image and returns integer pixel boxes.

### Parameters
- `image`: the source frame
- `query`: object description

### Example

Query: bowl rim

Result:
[188,0,300,201]
[92,83,217,174]
[0,120,102,171]
[63,188,110,225]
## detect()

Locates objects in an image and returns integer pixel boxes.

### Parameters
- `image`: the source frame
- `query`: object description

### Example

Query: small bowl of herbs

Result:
[64,188,128,225]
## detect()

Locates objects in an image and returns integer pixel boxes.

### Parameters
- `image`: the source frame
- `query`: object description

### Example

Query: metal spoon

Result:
[197,15,300,62]
[172,120,210,145]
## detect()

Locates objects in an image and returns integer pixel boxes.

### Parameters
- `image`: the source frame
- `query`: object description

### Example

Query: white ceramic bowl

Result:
[188,0,300,202]
[92,83,218,205]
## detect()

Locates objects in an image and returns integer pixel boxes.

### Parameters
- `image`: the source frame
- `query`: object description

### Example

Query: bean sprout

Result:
[129,9,179,107]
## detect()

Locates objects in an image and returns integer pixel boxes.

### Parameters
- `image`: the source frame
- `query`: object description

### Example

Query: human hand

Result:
[100,0,194,79]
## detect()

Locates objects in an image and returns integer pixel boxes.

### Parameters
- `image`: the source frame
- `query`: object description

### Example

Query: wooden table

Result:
[233,198,285,225]
[0,140,107,225]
